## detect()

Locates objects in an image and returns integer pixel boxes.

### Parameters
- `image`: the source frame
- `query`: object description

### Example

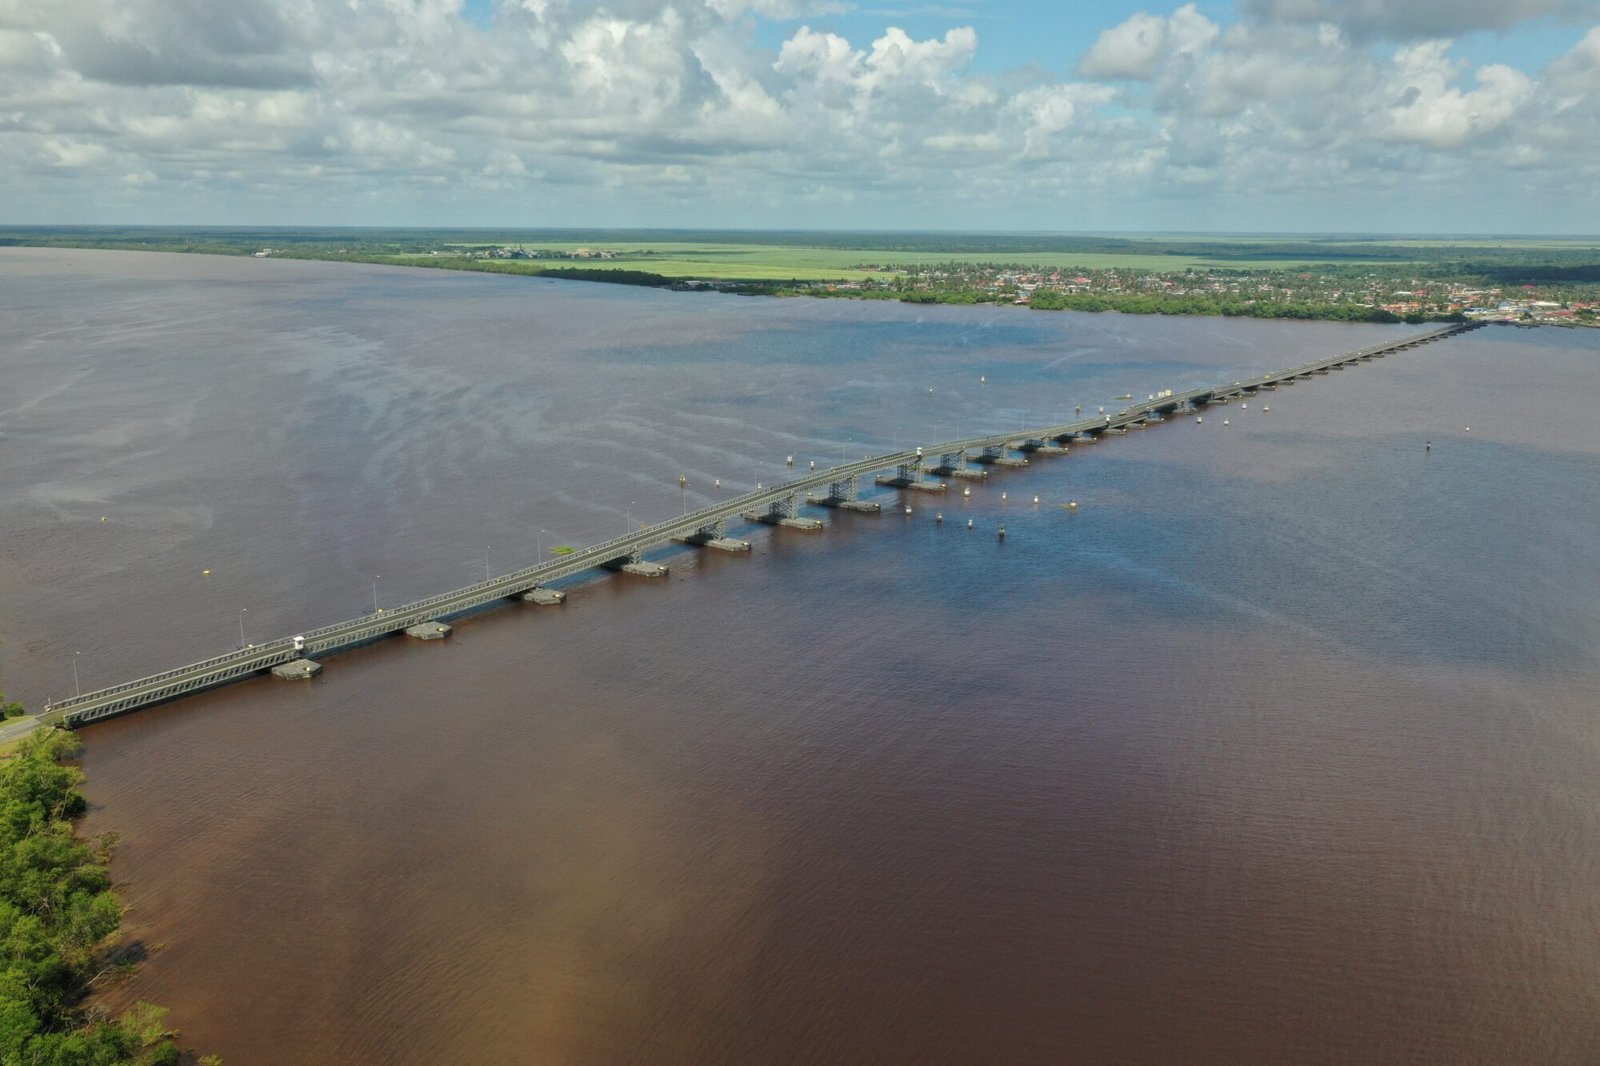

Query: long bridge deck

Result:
[43,322,1481,729]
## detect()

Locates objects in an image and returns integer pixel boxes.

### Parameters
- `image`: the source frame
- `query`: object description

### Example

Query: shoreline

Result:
[4,240,1590,327]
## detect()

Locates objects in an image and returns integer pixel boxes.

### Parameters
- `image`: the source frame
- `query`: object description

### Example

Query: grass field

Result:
[7,227,1596,285]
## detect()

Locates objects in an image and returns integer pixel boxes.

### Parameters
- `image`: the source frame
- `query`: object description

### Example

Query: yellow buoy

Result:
[202,569,211,576]
[100,516,107,522]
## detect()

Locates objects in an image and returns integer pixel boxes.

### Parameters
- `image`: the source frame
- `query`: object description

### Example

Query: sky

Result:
[2,0,1598,233]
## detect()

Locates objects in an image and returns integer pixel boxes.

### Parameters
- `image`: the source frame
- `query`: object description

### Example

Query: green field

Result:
[5,227,1598,290]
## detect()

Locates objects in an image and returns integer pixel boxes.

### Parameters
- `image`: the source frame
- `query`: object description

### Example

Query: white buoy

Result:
[809,460,815,470]
[1223,419,1230,426]
[1263,405,1269,412]
[1465,426,1471,432]
[1241,402,1248,410]
[714,478,721,488]
[981,375,987,385]
[967,518,974,529]
[904,505,912,515]
[963,485,971,497]
[1068,500,1078,511]
[786,455,793,466]
[998,525,1006,539]
[1001,492,1007,502]
[1196,416,1203,424]
[936,513,943,524]
[1033,495,1040,505]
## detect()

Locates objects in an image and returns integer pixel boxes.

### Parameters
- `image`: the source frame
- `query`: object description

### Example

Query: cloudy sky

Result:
[3,0,1598,232]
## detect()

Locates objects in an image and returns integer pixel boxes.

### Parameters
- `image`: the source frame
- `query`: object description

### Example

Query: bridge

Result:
[40,322,1480,729]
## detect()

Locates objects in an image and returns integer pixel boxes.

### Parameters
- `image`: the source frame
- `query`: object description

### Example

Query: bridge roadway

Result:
[44,321,1479,729]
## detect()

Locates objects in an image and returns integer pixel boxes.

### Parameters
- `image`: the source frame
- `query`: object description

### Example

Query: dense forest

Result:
[0,726,208,1065]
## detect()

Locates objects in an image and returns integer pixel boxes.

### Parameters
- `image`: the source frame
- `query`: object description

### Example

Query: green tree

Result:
[0,729,187,1065]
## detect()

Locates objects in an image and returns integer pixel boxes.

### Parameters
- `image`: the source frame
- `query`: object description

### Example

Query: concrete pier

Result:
[521,588,566,605]
[619,561,670,577]
[807,494,882,512]
[935,466,988,480]
[873,475,947,492]
[678,534,752,551]
[742,511,825,530]
[404,621,451,640]
[272,659,321,680]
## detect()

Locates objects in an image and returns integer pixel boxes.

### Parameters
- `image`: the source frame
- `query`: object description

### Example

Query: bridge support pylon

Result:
[603,551,670,577]
[807,473,882,512]
[874,458,947,492]
[742,493,824,530]
[674,517,752,551]
[932,450,988,479]
[971,443,1028,468]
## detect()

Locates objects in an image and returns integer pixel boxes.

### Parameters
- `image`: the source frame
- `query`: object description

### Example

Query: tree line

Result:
[0,723,215,1064]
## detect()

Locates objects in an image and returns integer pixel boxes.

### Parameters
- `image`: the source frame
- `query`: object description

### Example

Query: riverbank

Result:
[0,728,190,1062]
[4,227,1596,326]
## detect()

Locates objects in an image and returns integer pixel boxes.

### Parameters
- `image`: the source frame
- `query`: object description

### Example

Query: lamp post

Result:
[238,607,248,648]
[484,546,490,582]
[537,528,545,557]
[372,575,380,614]
[72,651,81,697]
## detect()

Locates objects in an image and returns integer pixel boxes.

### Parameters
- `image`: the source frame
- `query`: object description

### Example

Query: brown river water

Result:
[2,248,1598,1063]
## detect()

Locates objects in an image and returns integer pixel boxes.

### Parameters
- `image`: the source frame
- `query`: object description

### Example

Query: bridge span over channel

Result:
[41,322,1480,729]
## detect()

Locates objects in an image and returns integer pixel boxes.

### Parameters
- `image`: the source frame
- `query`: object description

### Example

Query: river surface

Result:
[2,248,1598,1064]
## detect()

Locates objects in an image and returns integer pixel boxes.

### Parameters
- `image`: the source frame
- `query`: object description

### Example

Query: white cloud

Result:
[0,0,1595,230]
[1383,43,1535,148]
[1079,7,1219,80]
[1242,0,1600,40]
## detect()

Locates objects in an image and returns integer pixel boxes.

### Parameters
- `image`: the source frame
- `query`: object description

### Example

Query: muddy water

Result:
[3,249,1598,1063]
